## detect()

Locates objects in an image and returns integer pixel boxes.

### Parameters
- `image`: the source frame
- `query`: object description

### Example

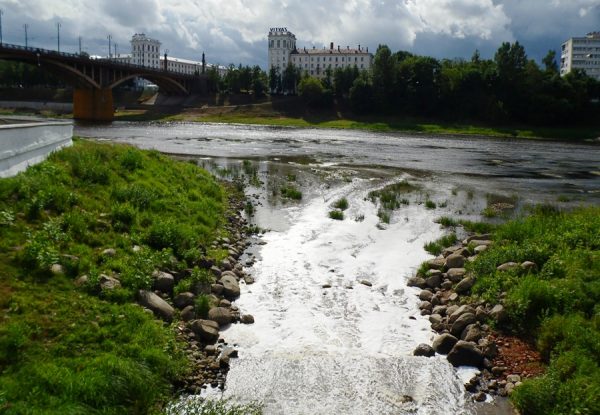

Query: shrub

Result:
[194,294,211,319]
[280,186,302,200]
[111,202,137,231]
[377,209,390,224]
[425,200,437,209]
[436,216,458,227]
[329,210,344,220]
[119,148,144,171]
[145,219,194,256]
[333,197,349,211]
[424,233,458,256]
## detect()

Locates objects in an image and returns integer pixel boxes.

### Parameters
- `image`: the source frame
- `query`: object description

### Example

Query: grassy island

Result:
[0,140,231,414]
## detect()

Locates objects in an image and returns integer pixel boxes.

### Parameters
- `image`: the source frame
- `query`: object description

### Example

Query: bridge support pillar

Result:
[73,88,114,121]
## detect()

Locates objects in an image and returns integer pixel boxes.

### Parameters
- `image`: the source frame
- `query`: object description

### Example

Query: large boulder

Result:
[153,271,175,293]
[445,254,465,269]
[432,333,458,355]
[425,274,442,289]
[447,340,484,367]
[207,307,233,327]
[451,313,477,337]
[497,262,519,272]
[174,292,195,309]
[446,268,466,282]
[455,277,475,294]
[419,290,434,302]
[448,305,476,324]
[190,319,220,344]
[137,290,174,322]
[490,304,507,323]
[407,276,427,289]
[219,274,241,299]
[99,274,121,290]
[428,257,446,270]
[413,344,435,357]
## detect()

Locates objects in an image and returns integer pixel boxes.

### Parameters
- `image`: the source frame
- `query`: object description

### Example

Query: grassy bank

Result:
[466,206,600,414]
[113,99,600,141]
[0,140,230,413]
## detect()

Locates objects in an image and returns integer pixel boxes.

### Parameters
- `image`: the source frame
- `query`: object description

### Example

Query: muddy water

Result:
[76,122,599,414]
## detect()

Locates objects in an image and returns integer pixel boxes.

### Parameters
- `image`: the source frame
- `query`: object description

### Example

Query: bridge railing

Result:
[0,42,198,78]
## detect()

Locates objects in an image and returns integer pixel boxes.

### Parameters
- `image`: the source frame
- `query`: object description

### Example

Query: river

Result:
[77,122,599,414]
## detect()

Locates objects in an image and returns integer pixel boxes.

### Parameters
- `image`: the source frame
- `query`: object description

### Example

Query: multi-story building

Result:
[560,32,600,81]
[131,33,161,69]
[267,28,373,79]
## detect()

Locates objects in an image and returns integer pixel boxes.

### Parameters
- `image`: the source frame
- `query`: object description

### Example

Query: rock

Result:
[448,305,476,324]
[442,245,464,257]
[74,275,89,286]
[137,290,175,321]
[432,305,447,316]
[449,293,459,302]
[174,292,195,309]
[419,301,433,312]
[241,314,255,324]
[480,339,499,359]
[429,314,443,326]
[221,259,233,271]
[101,248,117,257]
[441,280,453,290]
[211,283,224,295]
[181,305,195,321]
[407,276,427,289]
[99,274,121,290]
[207,307,233,327]
[497,262,519,272]
[469,239,493,247]
[210,266,222,277]
[446,305,459,317]
[219,274,241,299]
[490,304,507,323]
[430,294,441,307]
[426,269,443,278]
[360,280,373,287]
[132,245,142,253]
[521,261,537,271]
[432,333,458,355]
[447,341,484,367]
[447,268,466,282]
[475,306,488,322]
[153,271,175,293]
[445,254,465,269]
[419,290,434,302]
[474,245,488,254]
[190,319,220,344]
[473,392,487,402]
[462,324,483,343]
[506,374,521,383]
[413,343,435,357]
[50,264,65,276]
[466,234,492,243]
[244,276,255,284]
[451,313,477,337]
[219,299,232,308]
[425,274,442,289]
[455,277,475,294]
[428,257,446,270]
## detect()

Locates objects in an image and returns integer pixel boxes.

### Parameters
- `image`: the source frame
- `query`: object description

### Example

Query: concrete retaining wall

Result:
[0,117,73,178]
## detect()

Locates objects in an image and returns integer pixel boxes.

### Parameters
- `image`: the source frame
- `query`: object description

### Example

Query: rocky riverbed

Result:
[409,232,545,403]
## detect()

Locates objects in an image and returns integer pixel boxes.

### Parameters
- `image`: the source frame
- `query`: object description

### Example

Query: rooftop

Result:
[292,45,371,55]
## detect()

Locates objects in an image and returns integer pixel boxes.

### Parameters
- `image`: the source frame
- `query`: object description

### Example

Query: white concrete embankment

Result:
[0,116,73,178]
[0,101,73,112]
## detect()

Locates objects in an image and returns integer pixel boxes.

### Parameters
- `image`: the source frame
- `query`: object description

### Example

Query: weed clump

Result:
[329,210,344,220]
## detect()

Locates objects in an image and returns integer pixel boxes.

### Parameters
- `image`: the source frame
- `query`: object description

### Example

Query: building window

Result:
[277,40,280,48]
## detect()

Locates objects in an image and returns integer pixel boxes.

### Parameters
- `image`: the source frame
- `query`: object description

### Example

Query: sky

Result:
[0,0,599,68]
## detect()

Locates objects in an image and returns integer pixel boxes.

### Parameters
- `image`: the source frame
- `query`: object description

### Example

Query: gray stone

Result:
[419,301,433,312]
[210,266,222,277]
[221,259,233,271]
[470,239,493,247]
[521,261,537,271]
[445,254,465,269]
[99,274,121,290]
[455,277,475,294]
[449,292,459,302]
[442,245,464,257]
[466,234,492,243]
[432,305,447,316]
[426,269,443,278]
[101,248,116,257]
[207,307,233,327]
[219,299,232,308]
[219,274,241,299]
[153,271,175,293]
[428,257,446,270]
[419,290,434,302]
[190,319,220,344]
[490,304,507,323]
[447,341,484,367]
[211,283,224,295]
[497,262,519,272]
[244,276,255,284]
[480,339,499,359]
[74,275,89,286]
[451,313,477,336]
[448,305,476,324]
[425,274,442,289]
[137,290,175,322]
[506,374,521,383]
[413,343,435,357]
[174,292,195,309]
[407,276,427,289]
[474,245,488,254]
[180,305,195,321]
[475,306,488,322]
[240,314,255,324]
[462,324,483,343]
[441,280,453,290]
[446,305,459,317]
[429,314,443,326]
[447,268,466,282]
[432,333,458,355]
[360,280,373,287]
[51,264,65,276]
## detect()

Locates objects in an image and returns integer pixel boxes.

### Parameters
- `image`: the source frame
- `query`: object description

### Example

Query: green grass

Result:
[166,398,262,415]
[435,216,459,227]
[467,206,600,415]
[368,180,417,212]
[424,200,437,210]
[333,197,349,211]
[424,233,458,256]
[280,185,302,200]
[329,210,344,220]
[0,139,230,413]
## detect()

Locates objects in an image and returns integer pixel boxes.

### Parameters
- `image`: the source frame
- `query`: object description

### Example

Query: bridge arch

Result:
[108,73,188,94]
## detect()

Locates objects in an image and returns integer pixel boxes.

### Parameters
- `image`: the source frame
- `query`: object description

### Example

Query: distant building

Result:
[560,32,600,81]
[131,33,161,69]
[267,28,373,79]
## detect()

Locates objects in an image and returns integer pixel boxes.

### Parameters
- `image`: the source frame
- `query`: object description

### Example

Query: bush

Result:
[298,76,327,107]
[333,197,349,211]
[280,186,302,200]
[111,202,137,231]
[424,233,458,256]
[425,200,437,209]
[145,219,195,256]
[119,148,144,171]
[329,210,344,220]
[194,294,211,319]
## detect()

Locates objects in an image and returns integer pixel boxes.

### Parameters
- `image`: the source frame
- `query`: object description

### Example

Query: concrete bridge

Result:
[0,43,207,121]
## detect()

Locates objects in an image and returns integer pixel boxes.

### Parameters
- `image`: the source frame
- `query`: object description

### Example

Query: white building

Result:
[267,28,373,79]
[131,33,161,69]
[560,32,600,81]
[268,28,296,73]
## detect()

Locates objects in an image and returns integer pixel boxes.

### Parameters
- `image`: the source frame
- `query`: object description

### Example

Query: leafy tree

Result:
[298,76,325,107]
[251,65,267,97]
[542,50,559,74]
[349,71,374,113]
[282,63,301,94]
[372,44,396,110]
[269,67,281,94]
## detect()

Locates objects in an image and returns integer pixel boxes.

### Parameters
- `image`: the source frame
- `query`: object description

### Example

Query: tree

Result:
[268,67,281,94]
[282,63,301,94]
[251,65,267,97]
[298,76,325,107]
[542,50,559,74]
[349,71,374,113]
[372,44,396,110]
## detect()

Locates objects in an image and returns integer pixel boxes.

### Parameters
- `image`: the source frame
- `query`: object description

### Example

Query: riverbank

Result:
[411,206,600,414]
[0,140,258,413]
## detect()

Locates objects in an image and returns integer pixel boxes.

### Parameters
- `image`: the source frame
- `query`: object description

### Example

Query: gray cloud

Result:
[0,0,598,67]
